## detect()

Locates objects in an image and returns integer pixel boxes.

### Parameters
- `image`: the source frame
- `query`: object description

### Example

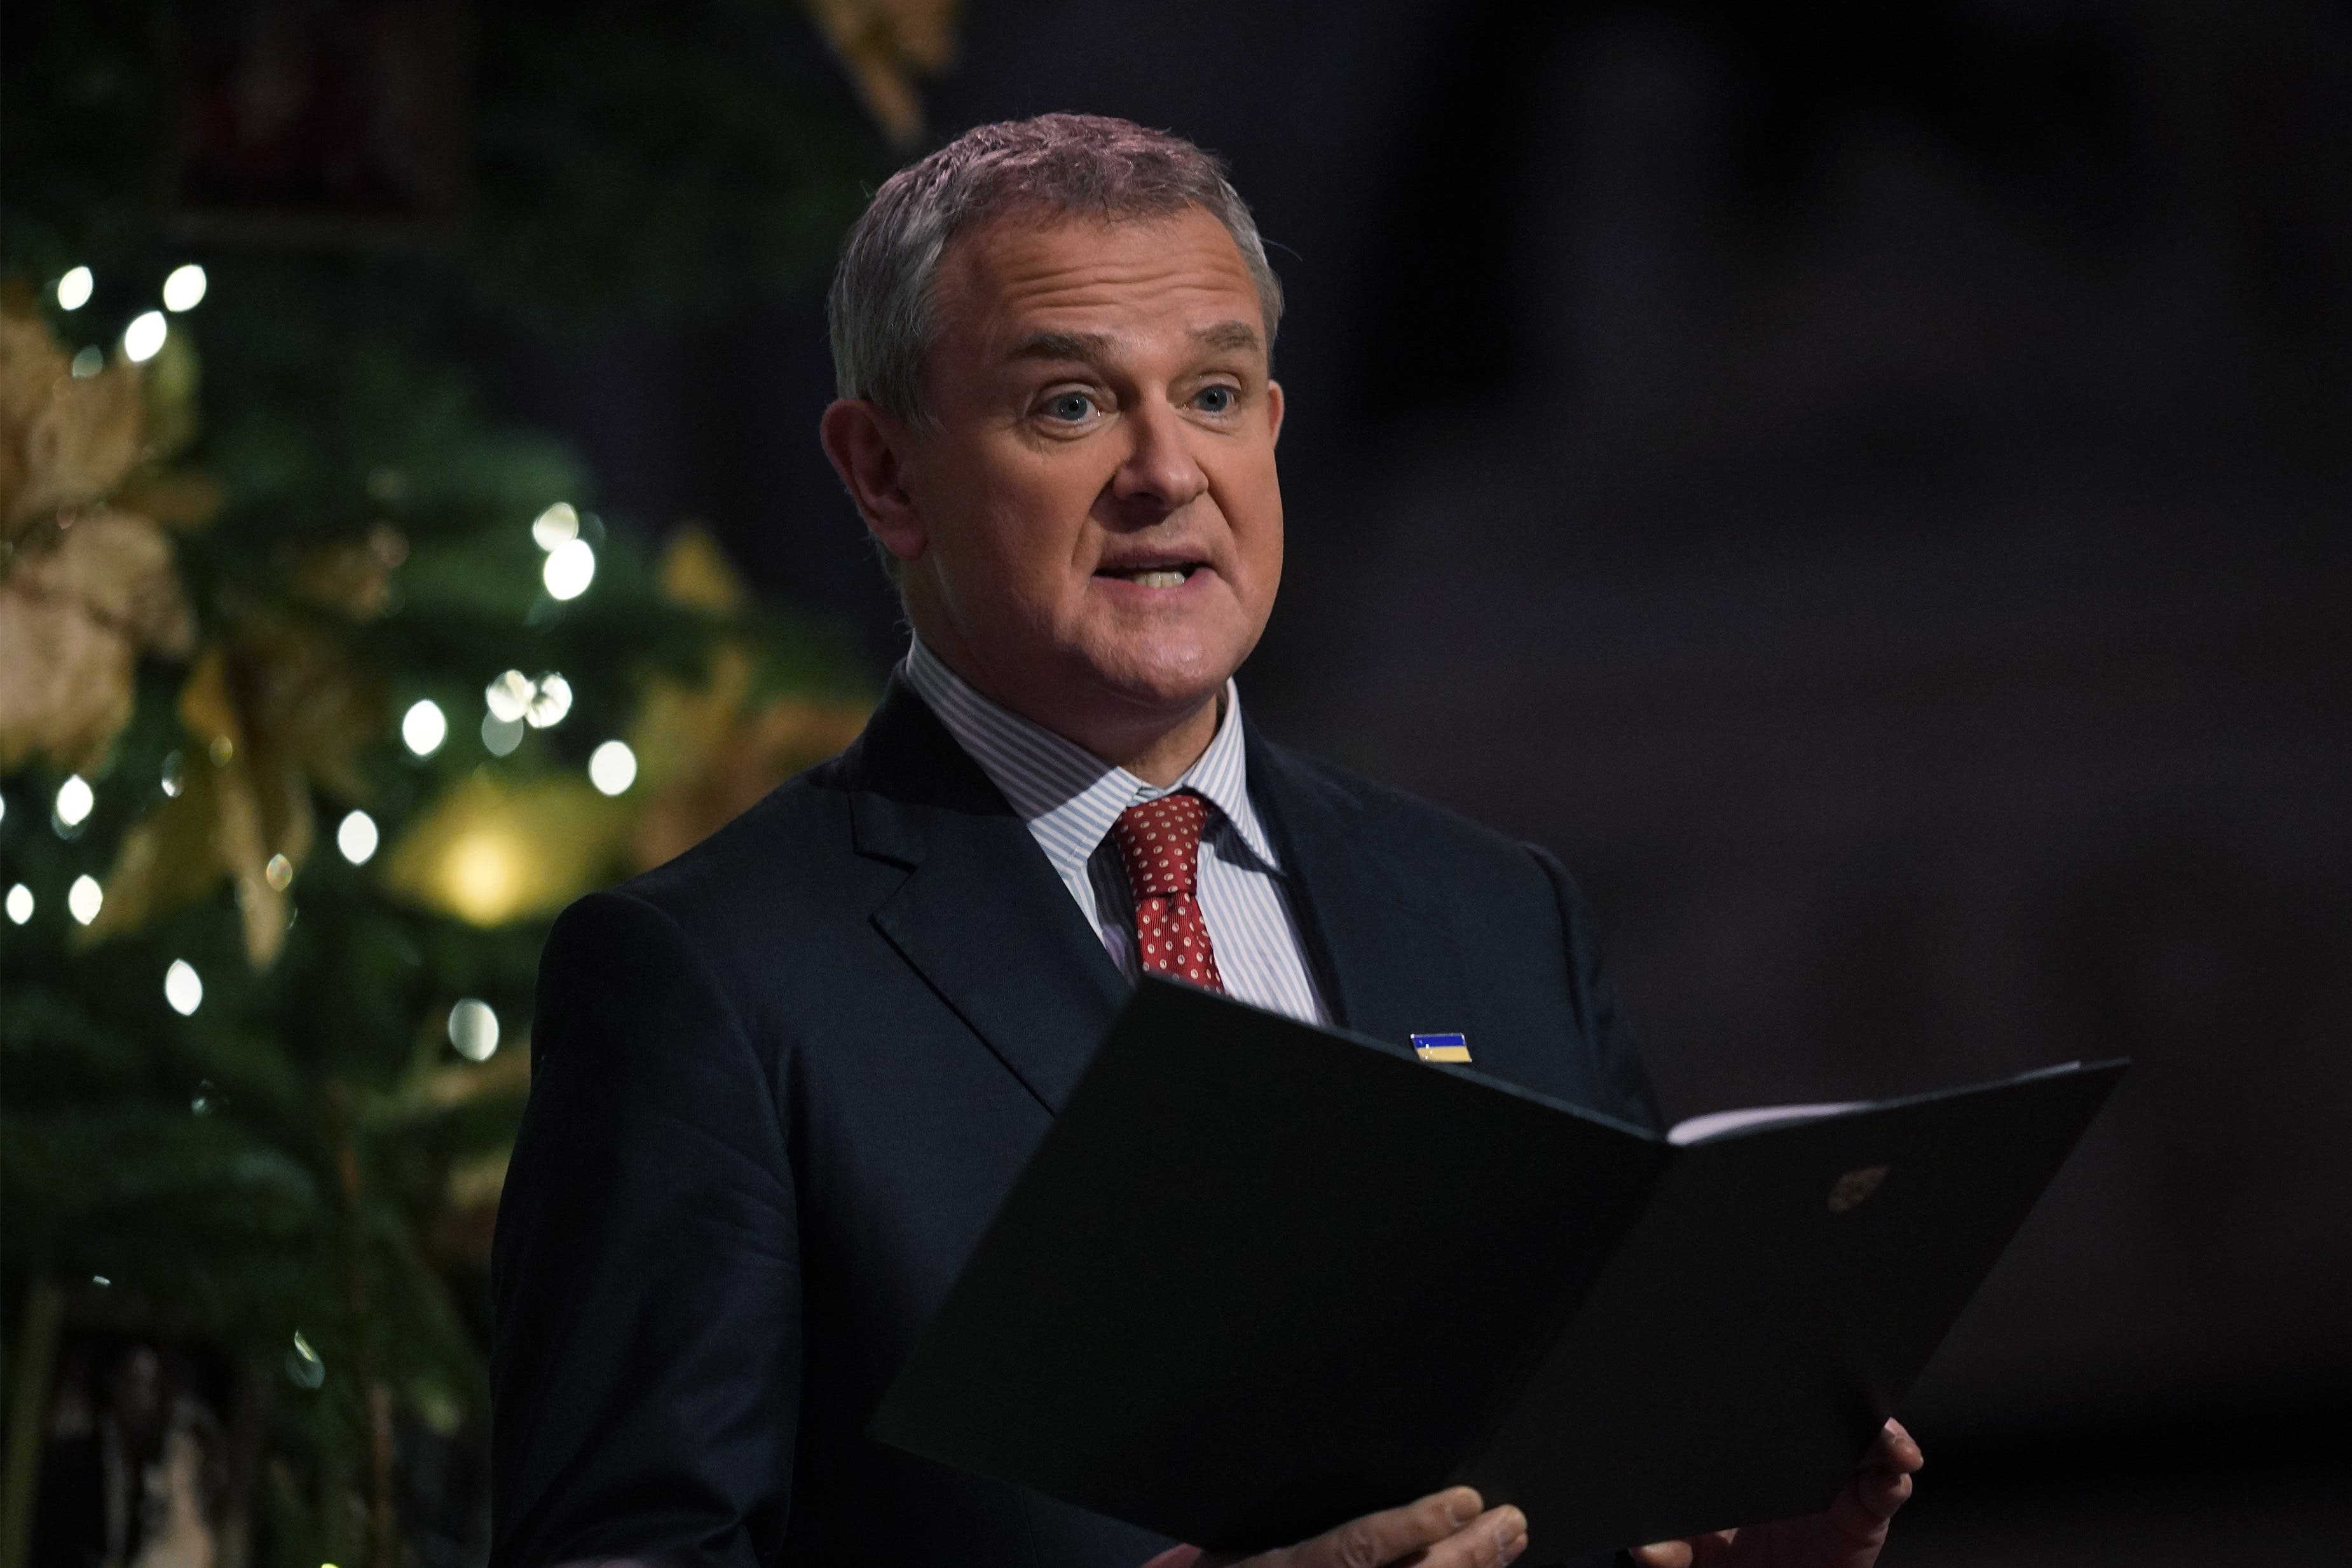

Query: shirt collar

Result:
[900,635,1282,883]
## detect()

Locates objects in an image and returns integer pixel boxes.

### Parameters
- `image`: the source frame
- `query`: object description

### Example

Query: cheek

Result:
[930,447,1096,582]
[1222,456,1286,575]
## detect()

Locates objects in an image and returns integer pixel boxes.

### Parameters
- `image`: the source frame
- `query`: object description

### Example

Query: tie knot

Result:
[1111,791,1212,899]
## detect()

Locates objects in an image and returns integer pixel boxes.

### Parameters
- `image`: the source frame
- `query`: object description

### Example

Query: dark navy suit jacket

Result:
[490,678,1660,1567]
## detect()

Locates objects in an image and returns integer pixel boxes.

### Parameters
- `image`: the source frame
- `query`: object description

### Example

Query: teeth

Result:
[1122,569,1187,589]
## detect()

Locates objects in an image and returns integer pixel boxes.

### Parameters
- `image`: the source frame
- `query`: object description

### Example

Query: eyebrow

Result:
[1004,320,1266,365]
[1192,319,1264,356]
[1008,330,1113,364]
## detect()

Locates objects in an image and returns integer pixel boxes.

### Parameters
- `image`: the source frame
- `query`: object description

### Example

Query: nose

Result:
[1106,400,1209,518]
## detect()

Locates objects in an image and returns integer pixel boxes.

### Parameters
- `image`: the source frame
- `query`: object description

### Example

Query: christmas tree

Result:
[0,5,960,1565]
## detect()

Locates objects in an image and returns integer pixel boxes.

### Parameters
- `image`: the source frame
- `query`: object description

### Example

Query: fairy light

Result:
[161,263,209,311]
[481,712,524,756]
[402,699,448,756]
[287,1330,325,1389]
[5,885,31,924]
[56,266,94,310]
[67,875,103,925]
[164,959,203,1016]
[55,774,94,827]
[542,538,595,601]
[524,672,571,728]
[123,310,168,364]
[484,670,533,723]
[337,810,379,865]
[530,502,580,550]
[448,999,500,1061]
[588,740,638,796]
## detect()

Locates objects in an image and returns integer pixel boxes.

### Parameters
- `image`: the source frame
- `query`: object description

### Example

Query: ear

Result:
[1265,379,1286,449]
[819,399,927,562]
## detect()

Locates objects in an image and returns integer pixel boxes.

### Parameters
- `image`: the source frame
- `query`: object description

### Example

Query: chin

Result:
[1073,636,1245,716]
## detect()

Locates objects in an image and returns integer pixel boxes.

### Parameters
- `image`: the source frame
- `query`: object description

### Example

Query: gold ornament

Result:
[624,528,872,869]
[656,520,748,615]
[0,297,203,773]
[83,626,382,967]
[0,508,196,772]
[802,0,961,146]
[289,522,409,620]
[382,772,629,927]
[0,310,146,535]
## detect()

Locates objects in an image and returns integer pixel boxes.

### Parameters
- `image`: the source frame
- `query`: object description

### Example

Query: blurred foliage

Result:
[0,4,942,1565]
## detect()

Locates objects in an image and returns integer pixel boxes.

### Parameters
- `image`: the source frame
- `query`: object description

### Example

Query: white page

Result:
[1665,1102,1864,1146]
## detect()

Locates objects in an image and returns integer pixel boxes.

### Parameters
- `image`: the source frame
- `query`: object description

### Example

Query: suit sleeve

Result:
[491,890,798,1568]
[1526,845,1665,1135]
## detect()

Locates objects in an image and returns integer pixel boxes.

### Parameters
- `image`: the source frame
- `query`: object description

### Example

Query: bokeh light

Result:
[67,875,102,925]
[165,959,203,1016]
[542,538,596,600]
[337,810,379,865]
[162,263,209,311]
[123,310,168,363]
[5,885,31,924]
[588,740,638,796]
[485,669,534,723]
[531,502,580,550]
[448,998,500,1061]
[402,699,448,756]
[55,265,93,310]
[287,1330,325,1389]
[524,672,572,728]
[481,711,525,756]
[55,774,93,827]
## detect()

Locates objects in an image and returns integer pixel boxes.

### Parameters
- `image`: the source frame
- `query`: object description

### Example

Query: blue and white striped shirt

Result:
[902,637,1332,1026]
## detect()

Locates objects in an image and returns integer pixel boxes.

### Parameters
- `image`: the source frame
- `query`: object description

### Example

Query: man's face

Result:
[884,204,1285,738]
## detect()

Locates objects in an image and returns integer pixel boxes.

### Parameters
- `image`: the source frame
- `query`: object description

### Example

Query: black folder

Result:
[872,979,2124,1564]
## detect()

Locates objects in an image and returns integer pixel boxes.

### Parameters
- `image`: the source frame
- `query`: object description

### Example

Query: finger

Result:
[1629,1544,1693,1568]
[1855,1464,1916,1524]
[1140,1550,1207,1568]
[1688,1531,1742,1566]
[1815,1456,1915,1547]
[1868,1418,1924,1475]
[1413,1504,1528,1568]
[1292,1487,1484,1568]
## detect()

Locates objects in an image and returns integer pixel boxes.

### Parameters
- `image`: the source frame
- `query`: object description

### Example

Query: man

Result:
[491,114,1922,1568]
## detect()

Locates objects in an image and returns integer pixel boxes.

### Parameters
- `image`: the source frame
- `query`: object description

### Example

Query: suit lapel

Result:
[848,680,1126,1114]
[1244,721,1476,1051]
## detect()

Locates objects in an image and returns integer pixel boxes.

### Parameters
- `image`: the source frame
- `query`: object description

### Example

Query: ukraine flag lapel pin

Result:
[1411,1032,1472,1064]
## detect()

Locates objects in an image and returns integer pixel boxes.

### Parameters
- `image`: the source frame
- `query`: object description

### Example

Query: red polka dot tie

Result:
[1110,791,1226,993]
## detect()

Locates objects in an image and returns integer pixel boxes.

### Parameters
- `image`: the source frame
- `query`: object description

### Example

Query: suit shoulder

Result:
[1257,739,1547,883]
[596,756,865,936]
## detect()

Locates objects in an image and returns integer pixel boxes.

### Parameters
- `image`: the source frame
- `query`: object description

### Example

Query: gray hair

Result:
[828,113,1285,422]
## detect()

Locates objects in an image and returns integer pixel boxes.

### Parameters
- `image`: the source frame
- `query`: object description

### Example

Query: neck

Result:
[913,634,1224,788]
[1095,691,1224,787]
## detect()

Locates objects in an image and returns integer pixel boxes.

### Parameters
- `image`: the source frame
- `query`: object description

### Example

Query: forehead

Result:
[932,205,1264,356]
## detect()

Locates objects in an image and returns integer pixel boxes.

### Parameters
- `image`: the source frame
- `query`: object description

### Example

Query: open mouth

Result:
[1096,562,1203,589]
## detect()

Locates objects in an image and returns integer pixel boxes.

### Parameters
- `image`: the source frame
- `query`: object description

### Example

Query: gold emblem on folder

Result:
[1828,1164,1890,1214]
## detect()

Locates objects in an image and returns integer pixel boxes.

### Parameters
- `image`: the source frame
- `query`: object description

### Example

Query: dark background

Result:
[481,3,2352,1562]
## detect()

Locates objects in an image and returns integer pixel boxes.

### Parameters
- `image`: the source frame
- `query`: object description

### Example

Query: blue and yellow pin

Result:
[1411,1032,1472,1064]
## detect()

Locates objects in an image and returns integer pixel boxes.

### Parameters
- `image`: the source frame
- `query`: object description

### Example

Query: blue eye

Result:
[1046,392,1095,422]
[1196,386,1235,413]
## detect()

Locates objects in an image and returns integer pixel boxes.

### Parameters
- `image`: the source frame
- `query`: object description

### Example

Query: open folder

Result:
[872,979,2125,1564]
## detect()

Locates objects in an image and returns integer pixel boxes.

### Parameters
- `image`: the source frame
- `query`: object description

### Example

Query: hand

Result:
[1140,1487,1526,1568]
[1629,1419,1924,1568]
